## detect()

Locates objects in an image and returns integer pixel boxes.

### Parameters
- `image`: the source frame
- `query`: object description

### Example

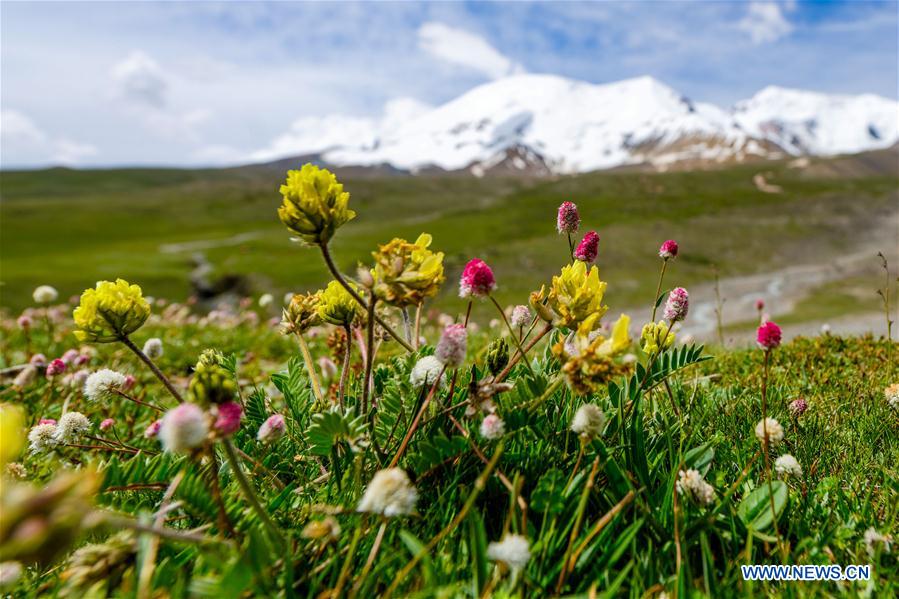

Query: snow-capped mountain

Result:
[256,75,899,175]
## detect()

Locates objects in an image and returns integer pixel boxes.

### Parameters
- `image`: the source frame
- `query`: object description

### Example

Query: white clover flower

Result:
[571,404,605,440]
[676,469,716,506]
[159,403,209,453]
[54,412,91,443]
[487,534,531,571]
[357,468,418,517]
[0,561,23,591]
[28,424,59,453]
[83,369,127,401]
[143,338,164,359]
[774,454,802,478]
[479,414,506,440]
[510,305,531,329]
[885,384,899,410]
[754,417,784,446]
[32,285,58,304]
[259,293,274,308]
[257,414,286,443]
[864,527,893,558]
[410,356,446,390]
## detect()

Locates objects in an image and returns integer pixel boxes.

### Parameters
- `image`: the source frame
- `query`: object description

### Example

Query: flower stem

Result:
[349,518,388,598]
[112,388,165,413]
[490,296,534,375]
[413,303,422,349]
[761,350,785,559]
[362,299,377,413]
[121,335,183,403]
[497,323,553,383]
[295,332,324,406]
[389,365,446,467]
[319,243,414,352]
[222,438,286,550]
[650,259,669,322]
[338,324,352,409]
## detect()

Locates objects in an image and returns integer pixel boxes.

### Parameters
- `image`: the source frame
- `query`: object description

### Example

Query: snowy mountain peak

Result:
[257,74,899,175]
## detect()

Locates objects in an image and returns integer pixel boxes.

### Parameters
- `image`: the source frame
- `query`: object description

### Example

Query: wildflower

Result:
[755,417,784,446]
[29,354,47,367]
[485,337,510,376]
[123,374,137,391]
[487,534,530,571]
[459,258,496,298]
[663,287,689,322]
[61,349,80,364]
[0,561,22,591]
[99,418,115,431]
[28,424,59,453]
[0,404,25,464]
[317,280,362,326]
[864,527,893,557]
[658,239,679,259]
[510,305,531,329]
[258,293,273,308]
[410,356,446,390]
[676,469,715,506]
[435,324,467,368]
[142,338,163,359]
[213,401,243,436]
[571,404,606,441]
[189,361,237,405]
[13,366,37,389]
[371,233,445,307]
[573,231,600,264]
[302,516,341,542]
[641,321,675,354]
[535,260,608,333]
[281,292,321,334]
[16,315,32,329]
[144,420,161,438]
[556,201,580,234]
[775,454,802,478]
[257,414,286,443]
[73,279,151,342]
[33,285,59,304]
[277,164,355,245]
[884,384,899,410]
[159,403,208,453]
[5,463,27,479]
[54,412,91,443]
[756,321,782,350]
[83,369,127,401]
[755,299,765,311]
[357,468,418,517]
[46,359,66,378]
[479,414,506,440]
[318,357,338,383]
[788,398,808,417]
[39,418,57,426]
[58,531,135,595]
[68,369,90,389]
[555,314,631,394]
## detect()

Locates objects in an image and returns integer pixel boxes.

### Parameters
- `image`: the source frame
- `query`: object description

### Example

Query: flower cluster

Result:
[676,469,715,506]
[317,281,362,326]
[553,314,630,394]
[459,259,496,298]
[281,291,321,335]
[357,468,418,517]
[532,260,608,334]
[641,321,674,354]
[371,233,445,307]
[277,164,355,245]
[73,279,150,342]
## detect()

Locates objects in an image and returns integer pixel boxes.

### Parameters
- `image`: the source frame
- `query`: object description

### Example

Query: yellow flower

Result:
[641,320,675,354]
[371,233,445,307]
[278,164,356,245]
[73,279,150,343]
[0,403,26,465]
[553,314,631,394]
[189,361,237,405]
[317,281,362,326]
[281,292,321,334]
[535,261,608,332]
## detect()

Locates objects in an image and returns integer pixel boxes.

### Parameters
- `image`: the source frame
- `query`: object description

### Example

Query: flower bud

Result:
[663,287,689,322]
[556,201,580,234]
[257,414,286,443]
[658,239,678,259]
[277,164,355,245]
[479,414,506,440]
[573,231,599,264]
[213,401,242,436]
[32,285,58,304]
[46,359,66,378]
[485,337,510,376]
[459,259,496,298]
[159,403,209,453]
[142,338,163,359]
[756,321,782,350]
[435,324,467,368]
[73,279,150,343]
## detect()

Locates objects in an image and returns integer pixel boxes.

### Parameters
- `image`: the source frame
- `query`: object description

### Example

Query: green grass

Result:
[0,302,896,597]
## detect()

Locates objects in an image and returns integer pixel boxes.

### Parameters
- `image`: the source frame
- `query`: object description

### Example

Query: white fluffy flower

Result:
[83,369,127,401]
[28,423,59,453]
[143,338,164,359]
[32,285,58,304]
[510,305,531,329]
[885,384,899,410]
[487,534,531,571]
[864,527,893,557]
[159,403,209,453]
[410,356,446,390]
[54,412,91,443]
[259,293,274,308]
[571,404,605,440]
[357,468,418,517]
[479,414,506,440]
[257,414,286,443]
[0,561,23,591]
[754,417,784,446]
[676,469,715,506]
[774,454,802,478]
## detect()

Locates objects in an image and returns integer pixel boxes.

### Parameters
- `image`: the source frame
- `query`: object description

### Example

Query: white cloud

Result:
[418,22,525,80]
[111,50,168,108]
[738,2,793,44]
[1,109,97,166]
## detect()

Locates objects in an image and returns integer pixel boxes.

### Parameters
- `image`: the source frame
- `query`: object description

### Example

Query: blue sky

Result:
[1,1,896,168]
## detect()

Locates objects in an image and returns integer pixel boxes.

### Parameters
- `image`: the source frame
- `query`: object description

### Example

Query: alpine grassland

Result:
[0,161,897,599]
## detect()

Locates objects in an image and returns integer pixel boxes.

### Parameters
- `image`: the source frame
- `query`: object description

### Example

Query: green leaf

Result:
[684,443,715,475]
[738,481,788,531]
[467,511,488,596]
[399,530,434,587]
[306,409,366,456]
[531,468,567,514]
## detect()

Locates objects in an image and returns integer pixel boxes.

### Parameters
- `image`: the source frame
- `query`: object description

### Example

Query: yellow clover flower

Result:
[73,279,151,342]
[553,314,631,394]
[317,281,362,326]
[533,261,608,333]
[278,164,356,245]
[189,361,237,406]
[0,403,26,466]
[641,320,675,354]
[281,291,322,335]
[371,233,445,307]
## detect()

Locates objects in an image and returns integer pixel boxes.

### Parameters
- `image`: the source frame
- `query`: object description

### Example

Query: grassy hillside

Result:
[1,155,897,328]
